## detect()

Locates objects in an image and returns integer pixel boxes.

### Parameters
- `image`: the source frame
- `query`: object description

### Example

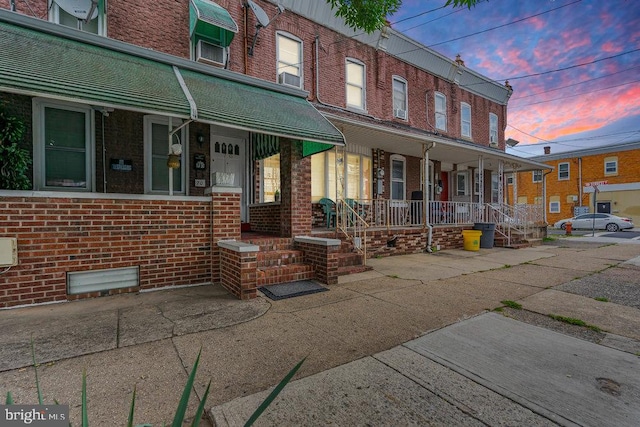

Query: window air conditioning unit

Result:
[394,108,407,120]
[278,72,301,87]
[489,135,498,147]
[196,40,226,66]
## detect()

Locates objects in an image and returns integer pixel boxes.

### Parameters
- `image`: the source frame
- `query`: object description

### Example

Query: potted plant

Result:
[274,189,280,202]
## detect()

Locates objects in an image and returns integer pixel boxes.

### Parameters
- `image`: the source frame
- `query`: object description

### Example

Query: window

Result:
[558,162,569,180]
[392,76,407,120]
[604,157,618,175]
[346,59,365,110]
[489,113,498,145]
[435,92,446,131]
[49,0,107,35]
[261,154,281,202]
[474,170,481,195]
[532,170,542,182]
[144,116,186,194]
[276,33,302,88]
[507,174,514,184]
[461,103,471,138]
[390,155,406,200]
[455,171,469,196]
[311,151,371,202]
[33,100,93,191]
[491,172,499,203]
[549,201,560,213]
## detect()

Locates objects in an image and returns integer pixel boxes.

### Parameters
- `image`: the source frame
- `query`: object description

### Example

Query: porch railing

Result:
[335,198,544,243]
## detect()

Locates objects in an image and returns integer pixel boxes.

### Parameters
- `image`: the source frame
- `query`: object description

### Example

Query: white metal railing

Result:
[336,199,369,261]
[336,199,544,231]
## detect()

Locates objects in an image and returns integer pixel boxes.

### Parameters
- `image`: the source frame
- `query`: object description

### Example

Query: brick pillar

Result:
[279,139,312,237]
[218,241,259,299]
[210,187,242,284]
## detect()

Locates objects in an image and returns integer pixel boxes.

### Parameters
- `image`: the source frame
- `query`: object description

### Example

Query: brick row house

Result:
[0,0,547,308]
[513,141,640,227]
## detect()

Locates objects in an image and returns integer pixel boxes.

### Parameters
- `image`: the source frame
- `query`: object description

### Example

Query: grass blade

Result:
[244,357,306,427]
[30,337,43,405]
[82,369,88,427]
[127,384,137,427]
[189,380,211,427]
[171,349,202,427]
[5,391,13,404]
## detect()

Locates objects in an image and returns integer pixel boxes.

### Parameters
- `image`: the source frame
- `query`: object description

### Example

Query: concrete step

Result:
[257,263,315,286]
[337,264,373,276]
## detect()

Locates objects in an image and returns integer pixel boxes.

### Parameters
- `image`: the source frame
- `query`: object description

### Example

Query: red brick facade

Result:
[0,195,210,308]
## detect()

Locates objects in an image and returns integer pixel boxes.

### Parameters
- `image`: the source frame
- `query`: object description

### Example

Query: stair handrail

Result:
[336,199,369,262]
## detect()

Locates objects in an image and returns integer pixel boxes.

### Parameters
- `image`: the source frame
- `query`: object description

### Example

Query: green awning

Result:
[0,20,191,117]
[180,69,345,146]
[189,0,237,47]
[0,12,345,148]
[303,141,334,157]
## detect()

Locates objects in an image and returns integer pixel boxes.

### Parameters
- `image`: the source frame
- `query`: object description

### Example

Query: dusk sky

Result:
[391,0,640,155]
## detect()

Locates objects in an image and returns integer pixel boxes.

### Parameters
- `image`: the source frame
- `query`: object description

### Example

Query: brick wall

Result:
[210,189,242,284]
[248,203,281,234]
[294,239,340,285]
[515,147,640,224]
[279,139,312,237]
[364,225,467,258]
[0,194,211,308]
[219,245,258,300]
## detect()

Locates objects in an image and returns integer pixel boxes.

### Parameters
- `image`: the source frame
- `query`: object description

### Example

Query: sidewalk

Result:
[1,240,639,426]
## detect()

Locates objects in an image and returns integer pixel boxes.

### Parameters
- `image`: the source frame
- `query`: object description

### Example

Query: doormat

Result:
[258,280,328,300]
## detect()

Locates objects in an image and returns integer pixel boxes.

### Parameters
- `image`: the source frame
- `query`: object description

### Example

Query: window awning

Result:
[0,18,192,117]
[0,12,345,147]
[189,0,238,47]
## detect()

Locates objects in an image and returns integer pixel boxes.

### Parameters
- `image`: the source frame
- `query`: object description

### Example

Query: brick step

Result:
[337,264,373,276]
[257,263,315,286]
[257,249,305,268]
[336,251,364,268]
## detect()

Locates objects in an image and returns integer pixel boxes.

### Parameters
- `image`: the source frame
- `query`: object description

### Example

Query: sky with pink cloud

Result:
[391,0,640,152]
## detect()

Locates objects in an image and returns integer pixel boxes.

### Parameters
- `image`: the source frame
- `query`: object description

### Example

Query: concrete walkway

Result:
[1,239,639,426]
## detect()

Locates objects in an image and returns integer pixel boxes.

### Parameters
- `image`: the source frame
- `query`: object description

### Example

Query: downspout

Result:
[423,142,436,252]
[243,2,249,74]
[578,157,582,206]
[542,169,553,224]
[10,0,16,11]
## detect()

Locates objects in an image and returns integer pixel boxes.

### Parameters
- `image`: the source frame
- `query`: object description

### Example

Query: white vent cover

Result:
[394,108,407,120]
[68,266,139,295]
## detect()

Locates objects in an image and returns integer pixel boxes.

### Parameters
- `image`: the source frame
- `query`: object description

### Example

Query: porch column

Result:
[498,160,504,204]
[280,138,312,237]
[209,186,242,284]
[512,163,519,204]
[477,156,484,205]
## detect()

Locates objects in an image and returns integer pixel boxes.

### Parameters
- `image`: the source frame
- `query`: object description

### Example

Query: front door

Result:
[211,135,247,221]
[596,201,611,214]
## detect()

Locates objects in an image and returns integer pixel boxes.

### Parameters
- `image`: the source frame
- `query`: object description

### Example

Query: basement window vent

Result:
[67,266,139,295]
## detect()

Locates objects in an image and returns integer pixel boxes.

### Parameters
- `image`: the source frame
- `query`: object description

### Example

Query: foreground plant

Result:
[8,341,305,427]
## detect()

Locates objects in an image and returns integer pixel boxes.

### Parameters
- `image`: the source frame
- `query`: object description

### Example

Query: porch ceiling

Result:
[324,113,551,173]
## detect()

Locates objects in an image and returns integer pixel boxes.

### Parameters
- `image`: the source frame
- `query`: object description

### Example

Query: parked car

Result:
[553,213,634,232]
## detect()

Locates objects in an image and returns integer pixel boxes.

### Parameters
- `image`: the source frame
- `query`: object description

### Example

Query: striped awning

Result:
[189,0,238,46]
[0,11,345,147]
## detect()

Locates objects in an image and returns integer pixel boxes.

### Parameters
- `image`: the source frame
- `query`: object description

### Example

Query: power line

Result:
[509,65,640,101]
[510,78,640,108]
[427,0,582,48]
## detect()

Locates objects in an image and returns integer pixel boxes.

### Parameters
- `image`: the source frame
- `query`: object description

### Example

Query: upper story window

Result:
[346,58,366,110]
[604,157,618,176]
[392,76,407,120]
[190,0,238,67]
[276,32,303,88]
[532,170,542,182]
[461,103,471,138]
[33,99,94,191]
[49,0,107,35]
[434,92,446,131]
[489,113,498,145]
[558,162,570,180]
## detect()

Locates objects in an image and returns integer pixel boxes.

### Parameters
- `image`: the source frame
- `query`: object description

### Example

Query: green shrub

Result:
[0,106,31,190]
